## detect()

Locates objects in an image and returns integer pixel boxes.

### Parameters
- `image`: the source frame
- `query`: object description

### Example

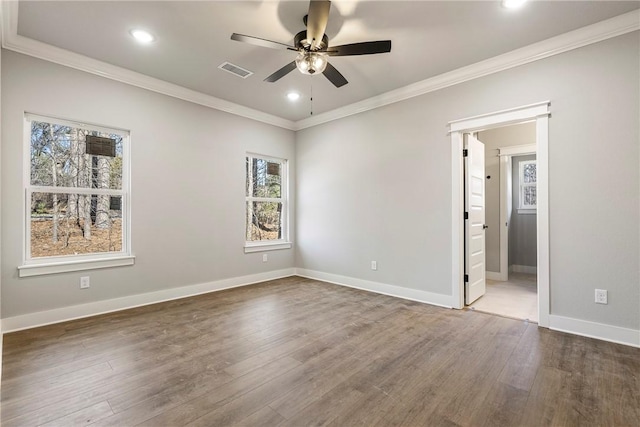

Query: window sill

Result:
[517,209,537,215]
[18,255,135,277]
[244,242,292,253]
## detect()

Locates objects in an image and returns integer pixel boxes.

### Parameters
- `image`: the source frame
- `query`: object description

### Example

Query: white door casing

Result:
[449,101,550,327]
[465,134,486,304]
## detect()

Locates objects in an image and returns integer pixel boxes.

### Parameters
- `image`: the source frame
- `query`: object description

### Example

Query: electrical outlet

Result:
[80,276,90,289]
[595,289,607,304]
[371,261,377,271]
[262,254,268,263]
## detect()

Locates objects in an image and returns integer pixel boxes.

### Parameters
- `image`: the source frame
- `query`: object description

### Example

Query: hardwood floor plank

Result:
[520,365,571,426]
[2,277,638,427]
[497,323,548,391]
[105,357,233,413]
[475,382,530,427]
[230,405,285,427]
[268,316,425,420]
[38,401,114,427]
[0,361,114,402]
[278,385,364,427]
[103,356,302,427]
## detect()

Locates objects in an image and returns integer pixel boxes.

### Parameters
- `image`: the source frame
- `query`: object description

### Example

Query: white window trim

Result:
[244,153,291,253]
[20,113,134,277]
[517,209,537,215]
[518,159,537,212]
[18,256,135,277]
[244,242,292,253]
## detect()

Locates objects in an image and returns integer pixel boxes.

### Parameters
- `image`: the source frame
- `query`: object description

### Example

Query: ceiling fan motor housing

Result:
[294,30,329,51]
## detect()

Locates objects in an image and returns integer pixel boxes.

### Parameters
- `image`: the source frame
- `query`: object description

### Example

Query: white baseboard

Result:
[5,267,638,349]
[2,268,296,333]
[486,271,505,281]
[509,264,537,274]
[549,314,640,348]
[295,268,453,309]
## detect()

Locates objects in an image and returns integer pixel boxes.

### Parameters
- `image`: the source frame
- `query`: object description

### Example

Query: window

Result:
[245,154,290,252]
[519,159,537,211]
[20,114,133,276]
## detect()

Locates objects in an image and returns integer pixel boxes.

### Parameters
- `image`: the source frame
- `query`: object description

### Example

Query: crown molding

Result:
[294,9,639,130]
[1,3,638,132]
[0,2,296,131]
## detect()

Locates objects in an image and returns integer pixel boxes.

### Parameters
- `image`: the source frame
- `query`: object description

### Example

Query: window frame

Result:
[19,113,134,277]
[244,153,291,253]
[518,159,537,213]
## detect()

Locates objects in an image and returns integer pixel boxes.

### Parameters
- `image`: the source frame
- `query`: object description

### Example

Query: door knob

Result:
[483,225,488,229]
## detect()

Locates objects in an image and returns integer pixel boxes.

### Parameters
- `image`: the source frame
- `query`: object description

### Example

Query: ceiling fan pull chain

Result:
[310,77,314,116]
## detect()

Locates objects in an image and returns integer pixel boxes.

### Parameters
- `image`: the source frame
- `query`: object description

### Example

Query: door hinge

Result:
[463,149,468,157]
[464,212,469,220]
[464,274,469,283]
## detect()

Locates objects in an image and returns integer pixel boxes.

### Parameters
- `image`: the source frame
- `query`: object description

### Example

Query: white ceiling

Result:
[11,1,640,122]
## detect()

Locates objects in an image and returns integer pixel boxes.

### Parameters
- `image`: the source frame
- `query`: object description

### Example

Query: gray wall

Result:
[1,32,639,334]
[510,155,537,268]
[477,122,536,273]
[1,50,296,318]
[296,32,639,330]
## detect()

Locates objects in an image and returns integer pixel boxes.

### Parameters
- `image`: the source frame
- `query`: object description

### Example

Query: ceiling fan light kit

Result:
[295,51,328,75]
[230,0,391,88]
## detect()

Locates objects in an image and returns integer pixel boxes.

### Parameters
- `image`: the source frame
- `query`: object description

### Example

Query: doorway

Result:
[449,102,550,328]
[469,123,538,321]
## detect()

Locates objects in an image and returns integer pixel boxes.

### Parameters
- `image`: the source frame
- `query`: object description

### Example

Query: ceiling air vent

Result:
[218,62,253,79]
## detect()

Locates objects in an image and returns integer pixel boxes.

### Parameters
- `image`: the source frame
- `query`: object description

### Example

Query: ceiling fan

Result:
[230,0,391,88]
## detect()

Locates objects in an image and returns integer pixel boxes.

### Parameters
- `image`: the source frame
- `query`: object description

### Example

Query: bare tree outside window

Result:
[245,155,287,242]
[27,116,127,259]
[519,160,537,209]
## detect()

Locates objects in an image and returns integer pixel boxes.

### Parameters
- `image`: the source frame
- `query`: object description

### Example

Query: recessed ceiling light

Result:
[502,0,527,8]
[130,29,155,43]
[287,92,301,101]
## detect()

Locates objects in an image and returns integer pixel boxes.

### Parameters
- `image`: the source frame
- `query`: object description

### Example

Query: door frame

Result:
[449,101,550,327]
[498,143,537,281]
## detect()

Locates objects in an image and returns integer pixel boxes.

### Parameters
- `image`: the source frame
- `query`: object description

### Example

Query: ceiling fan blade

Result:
[231,33,296,51]
[326,40,392,56]
[322,62,348,88]
[264,61,297,83]
[306,0,331,50]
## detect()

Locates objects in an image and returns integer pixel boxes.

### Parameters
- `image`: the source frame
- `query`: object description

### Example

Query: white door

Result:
[465,134,486,304]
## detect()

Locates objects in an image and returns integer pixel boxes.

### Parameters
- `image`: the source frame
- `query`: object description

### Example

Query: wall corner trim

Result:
[2,2,637,131]
[1,268,296,333]
[0,2,295,131]
[549,315,640,348]
[294,10,639,130]
[295,268,453,309]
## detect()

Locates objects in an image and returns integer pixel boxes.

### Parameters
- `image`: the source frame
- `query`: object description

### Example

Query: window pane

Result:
[523,186,537,207]
[246,157,281,198]
[30,121,123,190]
[30,192,123,258]
[246,201,282,241]
[523,163,537,184]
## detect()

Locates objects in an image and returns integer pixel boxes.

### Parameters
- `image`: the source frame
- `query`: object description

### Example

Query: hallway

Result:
[469,273,537,322]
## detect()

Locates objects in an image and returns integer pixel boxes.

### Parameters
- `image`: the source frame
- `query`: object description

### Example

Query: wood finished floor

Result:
[1,276,639,427]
